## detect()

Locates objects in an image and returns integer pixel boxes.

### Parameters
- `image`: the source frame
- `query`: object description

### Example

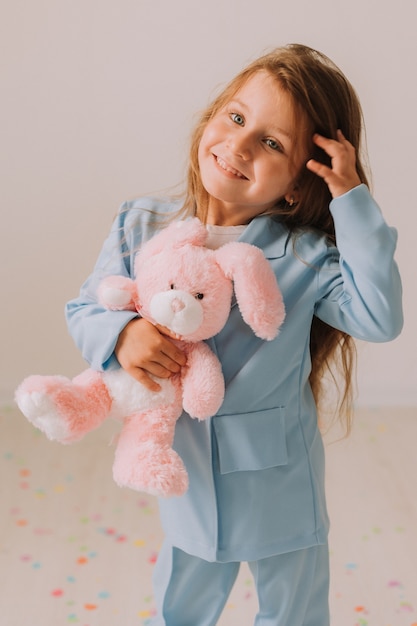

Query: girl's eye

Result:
[265,138,283,152]
[230,112,245,126]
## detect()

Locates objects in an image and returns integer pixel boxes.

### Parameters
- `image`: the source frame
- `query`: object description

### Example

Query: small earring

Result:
[289,196,295,207]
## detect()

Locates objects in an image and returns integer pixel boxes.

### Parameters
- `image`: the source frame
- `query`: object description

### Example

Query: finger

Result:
[155,323,182,341]
[312,133,345,157]
[126,367,162,392]
[154,326,187,367]
[313,131,356,161]
[161,345,187,369]
[154,350,185,374]
[335,128,352,147]
[336,128,346,142]
[305,158,332,180]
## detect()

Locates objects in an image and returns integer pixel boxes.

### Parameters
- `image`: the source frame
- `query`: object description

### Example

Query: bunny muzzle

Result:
[149,289,204,336]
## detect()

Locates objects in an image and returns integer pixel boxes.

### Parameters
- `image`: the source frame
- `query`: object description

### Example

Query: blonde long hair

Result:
[179,44,370,432]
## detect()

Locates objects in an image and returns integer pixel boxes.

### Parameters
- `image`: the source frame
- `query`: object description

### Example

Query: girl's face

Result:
[198,71,308,225]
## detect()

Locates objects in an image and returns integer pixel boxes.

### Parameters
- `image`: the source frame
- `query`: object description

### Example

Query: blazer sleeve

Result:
[65,205,139,371]
[314,184,403,342]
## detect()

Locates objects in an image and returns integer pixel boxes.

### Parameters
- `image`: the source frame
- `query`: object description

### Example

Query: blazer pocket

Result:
[212,407,287,474]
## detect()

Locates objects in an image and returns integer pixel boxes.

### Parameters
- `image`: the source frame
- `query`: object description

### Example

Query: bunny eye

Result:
[170,284,175,290]
[195,293,204,300]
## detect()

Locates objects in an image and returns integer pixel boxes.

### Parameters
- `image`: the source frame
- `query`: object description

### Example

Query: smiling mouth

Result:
[215,155,248,180]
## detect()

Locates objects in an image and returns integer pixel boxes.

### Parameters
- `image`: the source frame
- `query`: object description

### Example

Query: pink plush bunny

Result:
[16,218,285,497]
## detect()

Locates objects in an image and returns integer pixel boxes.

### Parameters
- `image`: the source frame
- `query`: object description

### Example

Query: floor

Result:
[1,404,416,626]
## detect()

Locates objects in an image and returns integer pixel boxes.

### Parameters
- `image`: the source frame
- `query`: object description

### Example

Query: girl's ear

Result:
[284,187,300,206]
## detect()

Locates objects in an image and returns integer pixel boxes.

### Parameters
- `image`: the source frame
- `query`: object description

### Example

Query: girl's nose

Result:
[228,131,252,160]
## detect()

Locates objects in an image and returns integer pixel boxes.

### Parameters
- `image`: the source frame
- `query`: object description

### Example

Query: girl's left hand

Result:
[306,129,362,198]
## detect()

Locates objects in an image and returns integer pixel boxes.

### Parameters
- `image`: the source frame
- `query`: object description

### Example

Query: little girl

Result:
[66,44,403,625]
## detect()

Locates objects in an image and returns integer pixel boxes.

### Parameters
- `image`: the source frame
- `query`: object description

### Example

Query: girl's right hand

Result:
[114,317,187,392]
[306,130,362,198]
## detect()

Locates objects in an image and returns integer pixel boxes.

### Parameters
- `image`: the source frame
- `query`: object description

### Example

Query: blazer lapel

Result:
[237,214,290,259]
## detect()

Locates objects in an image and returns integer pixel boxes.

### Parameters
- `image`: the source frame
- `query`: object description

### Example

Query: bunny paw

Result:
[15,376,73,442]
[113,445,189,497]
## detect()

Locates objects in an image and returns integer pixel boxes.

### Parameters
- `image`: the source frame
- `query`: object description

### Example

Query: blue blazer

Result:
[66,185,403,563]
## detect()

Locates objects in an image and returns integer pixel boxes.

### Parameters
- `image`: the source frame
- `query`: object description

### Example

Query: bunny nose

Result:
[171,297,185,313]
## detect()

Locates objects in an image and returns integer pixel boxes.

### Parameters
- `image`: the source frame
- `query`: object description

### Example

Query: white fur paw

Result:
[16,391,72,442]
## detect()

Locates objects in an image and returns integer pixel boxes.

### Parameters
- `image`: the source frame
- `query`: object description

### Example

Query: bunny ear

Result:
[214,242,285,340]
[137,218,208,263]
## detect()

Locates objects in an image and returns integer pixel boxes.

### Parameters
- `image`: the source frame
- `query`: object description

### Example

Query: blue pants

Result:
[150,541,330,626]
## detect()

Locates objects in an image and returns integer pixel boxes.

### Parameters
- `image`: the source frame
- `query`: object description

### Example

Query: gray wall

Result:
[2,0,415,405]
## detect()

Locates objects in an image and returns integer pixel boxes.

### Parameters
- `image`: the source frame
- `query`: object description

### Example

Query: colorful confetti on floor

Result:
[1,404,416,625]
[325,406,417,626]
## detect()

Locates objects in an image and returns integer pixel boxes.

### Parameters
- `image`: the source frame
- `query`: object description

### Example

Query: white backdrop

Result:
[2,0,415,405]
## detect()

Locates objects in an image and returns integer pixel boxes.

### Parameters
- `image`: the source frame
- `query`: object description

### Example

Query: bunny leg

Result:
[112,405,188,497]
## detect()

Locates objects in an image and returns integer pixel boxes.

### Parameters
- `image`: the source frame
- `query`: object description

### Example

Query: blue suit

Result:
[66,184,403,624]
